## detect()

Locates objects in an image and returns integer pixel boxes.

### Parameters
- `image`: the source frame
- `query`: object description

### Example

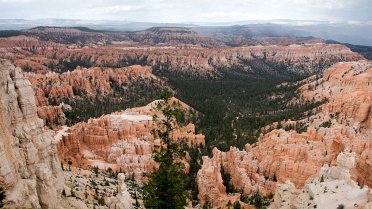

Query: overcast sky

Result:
[0,0,371,23]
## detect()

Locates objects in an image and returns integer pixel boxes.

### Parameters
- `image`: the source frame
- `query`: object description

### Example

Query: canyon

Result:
[196,60,372,208]
[0,26,370,209]
[0,32,362,77]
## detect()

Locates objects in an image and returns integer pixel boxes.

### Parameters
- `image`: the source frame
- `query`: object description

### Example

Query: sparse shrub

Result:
[93,166,99,177]
[273,174,277,182]
[337,204,345,209]
[203,201,211,209]
[98,195,105,206]
[226,200,232,208]
[67,160,72,170]
[71,190,76,197]
[0,187,6,207]
[240,192,271,209]
[320,120,332,128]
[233,201,241,209]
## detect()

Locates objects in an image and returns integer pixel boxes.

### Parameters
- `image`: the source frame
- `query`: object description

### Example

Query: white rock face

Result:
[108,173,134,209]
[271,150,372,209]
[0,59,64,208]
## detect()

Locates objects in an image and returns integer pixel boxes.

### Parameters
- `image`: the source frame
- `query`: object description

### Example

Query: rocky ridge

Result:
[10,26,327,47]
[0,35,363,77]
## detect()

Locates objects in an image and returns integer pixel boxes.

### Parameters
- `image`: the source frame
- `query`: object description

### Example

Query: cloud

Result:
[87,5,143,13]
[0,0,371,23]
[198,11,274,21]
[281,0,352,9]
[0,0,34,2]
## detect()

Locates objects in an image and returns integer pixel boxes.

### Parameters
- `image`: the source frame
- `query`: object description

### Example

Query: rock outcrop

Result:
[0,59,63,208]
[108,173,134,209]
[37,105,66,128]
[27,65,157,105]
[298,61,372,132]
[196,155,226,206]
[57,98,205,174]
[25,64,165,127]
[271,150,372,209]
[196,61,372,207]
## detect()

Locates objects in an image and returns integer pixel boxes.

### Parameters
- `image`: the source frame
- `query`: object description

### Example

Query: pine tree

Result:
[142,91,187,209]
[133,189,140,209]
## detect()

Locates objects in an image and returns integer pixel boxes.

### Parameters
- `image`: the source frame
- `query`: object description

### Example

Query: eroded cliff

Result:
[0,59,63,208]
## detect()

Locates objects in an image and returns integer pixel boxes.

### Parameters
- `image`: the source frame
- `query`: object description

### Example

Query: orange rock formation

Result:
[0,35,362,76]
[25,64,162,127]
[57,98,205,174]
[196,61,371,207]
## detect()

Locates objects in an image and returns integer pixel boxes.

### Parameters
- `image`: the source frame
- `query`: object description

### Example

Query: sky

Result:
[0,0,371,23]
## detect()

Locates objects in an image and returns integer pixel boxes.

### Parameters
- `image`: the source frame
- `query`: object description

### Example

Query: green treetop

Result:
[142,91,187,209]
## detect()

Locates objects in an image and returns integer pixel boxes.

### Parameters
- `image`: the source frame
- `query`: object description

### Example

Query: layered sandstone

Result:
[27,65,158,104]
[0,59,63,208]
[196,61,371,207]
[0,34,362,77]
[57,98,205,174]
[41,43,364,77]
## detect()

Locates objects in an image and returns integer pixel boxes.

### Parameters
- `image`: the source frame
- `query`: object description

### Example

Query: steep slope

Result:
[196,60,371,207]
[0,59,63,208]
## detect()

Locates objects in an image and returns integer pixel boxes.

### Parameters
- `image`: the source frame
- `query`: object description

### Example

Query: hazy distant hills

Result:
[1,18,372,47]
[0,18,197,31]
